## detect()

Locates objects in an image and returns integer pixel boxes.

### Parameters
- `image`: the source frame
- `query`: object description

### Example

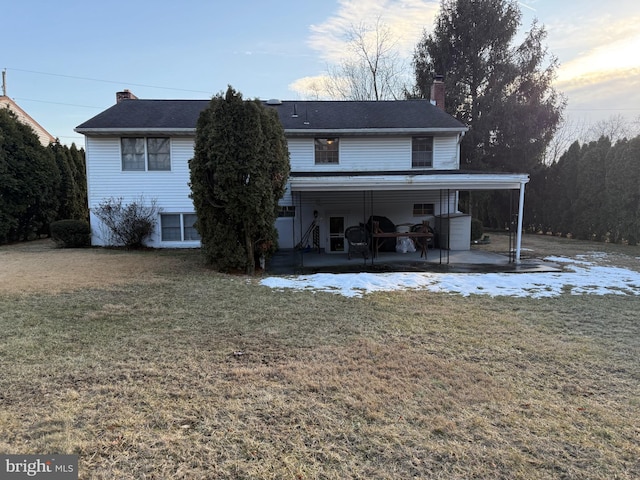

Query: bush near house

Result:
[50,219,91,248]
[93,196,160,249]
[471,218,484,241]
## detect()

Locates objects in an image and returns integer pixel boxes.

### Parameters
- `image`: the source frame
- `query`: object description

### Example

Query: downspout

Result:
[515,180,526,263]
[456,131,465,169]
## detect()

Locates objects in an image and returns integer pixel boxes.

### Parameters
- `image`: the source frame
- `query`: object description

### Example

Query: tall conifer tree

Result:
[412,0,564,172]
[189,87,290,274]
[0,108,59,242]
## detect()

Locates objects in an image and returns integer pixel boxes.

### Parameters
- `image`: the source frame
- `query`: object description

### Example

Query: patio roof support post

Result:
[299,191,304,268]
[362,190,367,266]
[446,188,451,264]
[438,189,442,264]
[515,180,526,263]
[370,190,375,266]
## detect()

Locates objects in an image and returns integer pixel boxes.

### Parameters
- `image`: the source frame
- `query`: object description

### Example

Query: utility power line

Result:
[6,67,212,94]
[14,97,103,109]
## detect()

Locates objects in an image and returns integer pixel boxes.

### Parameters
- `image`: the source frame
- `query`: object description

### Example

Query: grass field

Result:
[0,236,639,479]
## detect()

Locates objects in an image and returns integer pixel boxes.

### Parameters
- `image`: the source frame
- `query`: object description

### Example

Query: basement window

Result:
[161,214,200,241]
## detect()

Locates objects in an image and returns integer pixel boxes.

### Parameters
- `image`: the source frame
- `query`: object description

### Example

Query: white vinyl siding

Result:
[85,132,462,249]
[288,135,460,171]
[86,136,197,247]
[433,136,459,169]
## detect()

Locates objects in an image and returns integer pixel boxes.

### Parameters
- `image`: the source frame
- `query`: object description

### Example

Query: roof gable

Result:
[1,96,56,146]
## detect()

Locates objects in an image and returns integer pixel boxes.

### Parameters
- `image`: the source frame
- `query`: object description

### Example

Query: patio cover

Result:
[289,170,530,262]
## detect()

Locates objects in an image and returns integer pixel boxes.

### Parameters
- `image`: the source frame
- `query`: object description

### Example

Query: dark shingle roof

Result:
[76,98,467,133]
[270,100,466,131]
[76,100,209,131]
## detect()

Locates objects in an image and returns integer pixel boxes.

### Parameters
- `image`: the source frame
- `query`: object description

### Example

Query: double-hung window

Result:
[314,138,339,165]
[412,136,433,168]
[160,213,200,242]
[121,137,171,171]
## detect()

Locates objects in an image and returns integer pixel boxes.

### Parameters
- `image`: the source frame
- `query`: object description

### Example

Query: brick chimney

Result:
[430,75,445,111]
[116,89,138,104]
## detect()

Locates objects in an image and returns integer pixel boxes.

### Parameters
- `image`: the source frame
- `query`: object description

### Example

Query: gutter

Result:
[74,127,196,135]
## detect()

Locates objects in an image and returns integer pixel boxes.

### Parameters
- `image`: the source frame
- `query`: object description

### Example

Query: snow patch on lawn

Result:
[261,253,640,298]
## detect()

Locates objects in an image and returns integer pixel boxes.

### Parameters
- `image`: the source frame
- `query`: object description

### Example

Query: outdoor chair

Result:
[344,225,370,260]
[411,222,435,251]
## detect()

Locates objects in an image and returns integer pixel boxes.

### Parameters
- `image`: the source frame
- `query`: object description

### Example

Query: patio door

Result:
[327,215,346,253]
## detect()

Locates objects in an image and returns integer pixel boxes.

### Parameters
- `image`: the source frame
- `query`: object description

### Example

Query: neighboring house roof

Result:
[0,95,56,146]
[75,99,468,136]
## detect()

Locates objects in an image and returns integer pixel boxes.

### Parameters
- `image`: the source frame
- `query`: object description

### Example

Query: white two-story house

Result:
[75,83,530,261]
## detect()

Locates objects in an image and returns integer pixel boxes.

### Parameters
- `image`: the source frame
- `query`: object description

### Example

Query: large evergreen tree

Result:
[68,143,89,221]
[50,142,78,221]
[412,0,564,173]
[573,137,610,241]
[189,86,290,274]
[605,137,640,244]
[546,141,581,235]
[0,108,59,243]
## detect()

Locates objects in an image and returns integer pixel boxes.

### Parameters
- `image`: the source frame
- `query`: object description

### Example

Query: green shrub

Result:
[50,219,91,248]
[471,218,484,242]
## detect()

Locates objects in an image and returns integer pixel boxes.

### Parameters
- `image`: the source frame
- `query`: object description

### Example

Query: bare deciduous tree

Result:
[586,114,633,144]
[547,114,640,164]
[324,18,408,101]
[543,117,589,164]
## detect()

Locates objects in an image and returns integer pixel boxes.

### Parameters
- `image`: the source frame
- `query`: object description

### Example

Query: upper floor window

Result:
[315,138,339,165]
[412,136,433,168]
[121,137,171,171]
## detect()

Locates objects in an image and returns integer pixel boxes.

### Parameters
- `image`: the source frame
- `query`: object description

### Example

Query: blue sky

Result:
[2,0,640,146]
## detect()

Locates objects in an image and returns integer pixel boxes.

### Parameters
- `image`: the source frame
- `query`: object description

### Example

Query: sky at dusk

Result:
[2,0,639,146]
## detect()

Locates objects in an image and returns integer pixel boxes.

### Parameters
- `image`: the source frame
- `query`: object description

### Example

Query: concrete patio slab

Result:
[266,247,561,275]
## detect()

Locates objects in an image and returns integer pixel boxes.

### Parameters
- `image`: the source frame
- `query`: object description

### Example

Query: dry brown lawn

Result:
[0,236,639,479]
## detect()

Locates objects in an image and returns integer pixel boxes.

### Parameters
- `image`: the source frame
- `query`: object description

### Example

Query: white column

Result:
[515,181,526,263]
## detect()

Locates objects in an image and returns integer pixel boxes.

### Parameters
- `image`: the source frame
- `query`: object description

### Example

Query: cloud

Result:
[555,21,640,84]
[289,0,439,97]
[288,75,333,100]
[307,0,439,63]
[549,14,640,119]
[549,13,639,55]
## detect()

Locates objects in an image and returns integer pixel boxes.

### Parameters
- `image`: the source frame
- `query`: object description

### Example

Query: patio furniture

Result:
[366,215,396,252]
[411,222,435,251]
[344,225,370,260]
[372,220,433,259]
